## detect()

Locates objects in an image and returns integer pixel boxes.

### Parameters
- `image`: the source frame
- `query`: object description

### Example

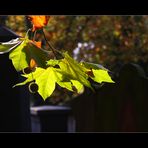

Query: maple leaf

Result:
[28,16,50,32]
[9,37,50,72]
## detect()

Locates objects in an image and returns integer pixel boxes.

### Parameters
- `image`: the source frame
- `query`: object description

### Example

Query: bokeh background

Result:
[1,16,148,132]
[3,16,148,71]
[1,15,148,104]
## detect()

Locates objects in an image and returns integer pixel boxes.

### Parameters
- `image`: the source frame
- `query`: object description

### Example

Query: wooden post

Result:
[30,105,75,132]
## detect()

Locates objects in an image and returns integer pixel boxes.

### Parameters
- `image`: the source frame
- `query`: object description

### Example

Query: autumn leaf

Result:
[30,58,37,69]
[33,41,42,48]
[28,16,50,32]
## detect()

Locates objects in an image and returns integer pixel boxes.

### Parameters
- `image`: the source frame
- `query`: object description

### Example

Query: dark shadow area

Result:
[70,63,148,132]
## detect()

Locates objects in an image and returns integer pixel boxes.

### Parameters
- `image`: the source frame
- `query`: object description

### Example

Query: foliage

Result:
[5,16,148,66]
[2,15,148,103]
[13,49,114,100]
[9,37,50,71]
[0,16,114,101]
[28,16,50,32]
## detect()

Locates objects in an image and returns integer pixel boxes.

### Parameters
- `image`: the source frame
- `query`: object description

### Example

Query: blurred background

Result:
[1,15,148,132]
[2,16,148,66]
[1,16,148,71]
[1,15,148,104]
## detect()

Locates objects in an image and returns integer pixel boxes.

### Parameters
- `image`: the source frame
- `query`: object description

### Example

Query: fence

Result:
[70,63,148,132]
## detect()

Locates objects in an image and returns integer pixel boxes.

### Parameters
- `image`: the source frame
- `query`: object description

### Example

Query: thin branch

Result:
[42,29,58,59]
[33,30,37,41]
[25,28,32,39]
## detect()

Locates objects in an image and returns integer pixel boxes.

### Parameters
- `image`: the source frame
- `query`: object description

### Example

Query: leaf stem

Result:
[25,28,32,39]
[42,29,58,59]
[33,30,37,41]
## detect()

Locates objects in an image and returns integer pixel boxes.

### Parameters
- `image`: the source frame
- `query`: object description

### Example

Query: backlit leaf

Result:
[46,59,61,67]
[71,80,84,93]
[91,69,115,83]
[81,61,114,83]
[28,16,50,32]
[59,52,93,90]
[9,37,50,71]
[57,81,73,91]
[9,38,29,71]
[35,67,56,100]
[15,67,56,100]
[13,67,45,87]
[14,51,114,100]
[51,68,73,91]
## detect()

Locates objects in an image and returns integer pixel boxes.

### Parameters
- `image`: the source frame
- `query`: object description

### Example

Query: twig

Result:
[42,29,58,59]
[33,30,37,41]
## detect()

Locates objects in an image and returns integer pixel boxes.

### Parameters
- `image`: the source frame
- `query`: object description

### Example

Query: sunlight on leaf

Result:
[59,52,93,90]
[9,37,50,72]
[71,80,84,93]
[36,67,56,100]
[13,67,45,87]
[51,68,73,92]
[91,69,115,83]
[9,38,29,71]
[28,16,50,32]
[46,59,61,67]
[81,61,114,83]
[13,51,114,100]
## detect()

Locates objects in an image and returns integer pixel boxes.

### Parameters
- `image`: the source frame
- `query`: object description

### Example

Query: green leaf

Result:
[51,68,73,91]
[81,61,114,83]
[46,59,61,66]
[57,81,73,91]
[53,68,84,93]
[17,67,57,100]
[13,67,45,87]
[91,69,115,83]
[9,37,50,72]
[9,39,29,71]
[13,51,114,101]
[71,80,84,93]
[35,67,56,100]
[59,52,93,90]
[15,67,74,100]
